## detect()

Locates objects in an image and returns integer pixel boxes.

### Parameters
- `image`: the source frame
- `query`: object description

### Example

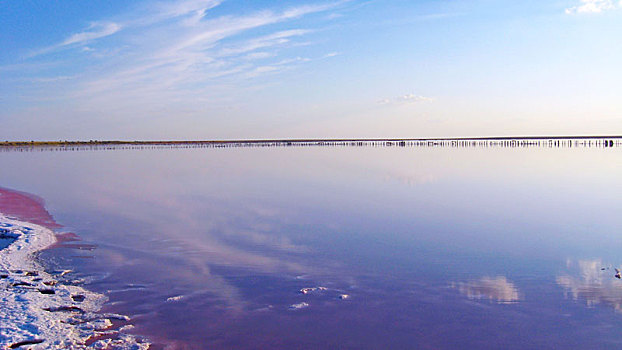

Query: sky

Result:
[1,0,621,141]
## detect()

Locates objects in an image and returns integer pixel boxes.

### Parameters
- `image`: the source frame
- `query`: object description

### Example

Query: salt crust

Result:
[0,214,150,349]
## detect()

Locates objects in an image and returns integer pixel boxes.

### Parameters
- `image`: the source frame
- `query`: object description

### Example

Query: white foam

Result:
[0,214,150,349]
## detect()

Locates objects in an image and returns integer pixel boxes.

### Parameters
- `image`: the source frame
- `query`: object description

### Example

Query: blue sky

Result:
[1,0,621,141]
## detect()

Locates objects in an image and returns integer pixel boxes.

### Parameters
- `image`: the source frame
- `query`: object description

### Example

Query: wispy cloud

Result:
[565,0,621,14]
[217,29,313,57]
[398,93,434,103]
[159,0,223,19]
[243,51,276,60]
[281,3,342,19]
[134,0,223,26]
[15,0,347,121]
[61,22,122,46]
[322,51,340,58]
[28,22,122,57]
[378,93,434,105]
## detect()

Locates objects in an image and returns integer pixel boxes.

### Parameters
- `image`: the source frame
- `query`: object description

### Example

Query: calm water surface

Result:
[1,143,621,349]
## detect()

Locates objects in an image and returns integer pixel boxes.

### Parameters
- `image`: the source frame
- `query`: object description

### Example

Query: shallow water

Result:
[1,141,621,349]
[0,238,12,249]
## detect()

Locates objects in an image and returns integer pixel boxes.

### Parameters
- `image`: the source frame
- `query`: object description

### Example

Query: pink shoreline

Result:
[0,187,62,230]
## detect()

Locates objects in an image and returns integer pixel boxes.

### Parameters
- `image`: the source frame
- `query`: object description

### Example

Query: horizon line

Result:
[1,135,622,146]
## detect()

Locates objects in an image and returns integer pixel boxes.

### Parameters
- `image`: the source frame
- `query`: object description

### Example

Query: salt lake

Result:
[1,140,621,349]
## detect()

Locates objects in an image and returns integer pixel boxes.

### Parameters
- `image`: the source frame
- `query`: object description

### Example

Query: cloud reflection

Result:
[455,276,520,304]
[83,184,322,312]
[557,259,622,312]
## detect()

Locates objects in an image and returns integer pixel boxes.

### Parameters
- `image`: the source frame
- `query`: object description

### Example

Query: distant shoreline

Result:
[1,135,621,147]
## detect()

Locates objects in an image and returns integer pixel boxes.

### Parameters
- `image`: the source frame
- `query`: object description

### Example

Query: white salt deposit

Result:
[0,214,150,349]
[166,295,184,302]
[299,286,328,294]
[289,302,309,310]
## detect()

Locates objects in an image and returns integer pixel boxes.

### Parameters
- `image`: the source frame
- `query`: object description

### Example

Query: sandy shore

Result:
[0,188,149,349]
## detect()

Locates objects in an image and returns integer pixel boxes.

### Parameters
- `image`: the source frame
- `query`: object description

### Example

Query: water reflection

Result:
[87,200,320,314]
[454,276,520,304]
[557,259,622,312]
[2,142,622,348]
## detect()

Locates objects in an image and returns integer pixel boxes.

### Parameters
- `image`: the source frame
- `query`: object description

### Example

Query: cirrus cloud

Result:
[61,22,122,46]
[565,0,621,14]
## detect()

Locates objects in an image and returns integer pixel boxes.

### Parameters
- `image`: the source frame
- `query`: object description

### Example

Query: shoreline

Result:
[0,188,149,349]
[0,135,621,148]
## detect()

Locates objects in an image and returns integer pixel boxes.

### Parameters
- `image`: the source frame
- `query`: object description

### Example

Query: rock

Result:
[101,313,131,321]
[72,294,86,302]
[9,339,45,349]
[11,281,33,287]
[54,269,72,277]
[43,306,85,313]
